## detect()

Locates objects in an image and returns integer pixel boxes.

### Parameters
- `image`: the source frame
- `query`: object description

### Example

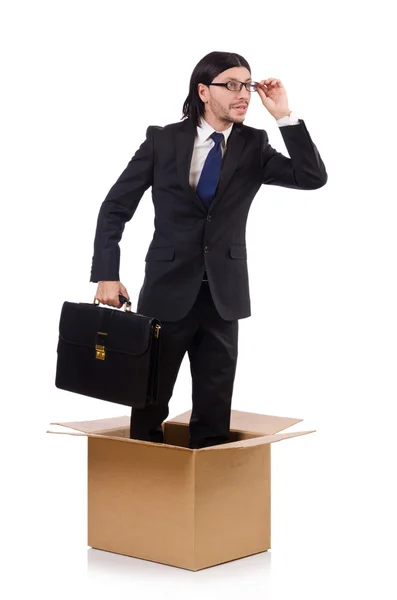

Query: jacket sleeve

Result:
[90,125,155,282]
[261,119,328,190]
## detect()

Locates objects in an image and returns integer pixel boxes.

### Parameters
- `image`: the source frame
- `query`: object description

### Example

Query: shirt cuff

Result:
[276,111,299,126]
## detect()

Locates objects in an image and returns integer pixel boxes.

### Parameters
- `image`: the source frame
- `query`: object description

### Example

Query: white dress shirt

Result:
[189,111,299,189]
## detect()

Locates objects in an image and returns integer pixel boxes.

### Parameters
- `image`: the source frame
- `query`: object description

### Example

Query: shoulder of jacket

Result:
[149,120,192,134]
[238,123,268,144]
[239,123,263,136]
[147,121,184,133]
[146,125,164,134]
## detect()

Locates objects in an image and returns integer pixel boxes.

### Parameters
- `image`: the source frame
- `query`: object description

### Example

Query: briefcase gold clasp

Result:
[95,344,106,360]
[95,331,107,360]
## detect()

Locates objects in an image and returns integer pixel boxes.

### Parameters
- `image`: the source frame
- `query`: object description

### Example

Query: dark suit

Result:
[90,117,327,447]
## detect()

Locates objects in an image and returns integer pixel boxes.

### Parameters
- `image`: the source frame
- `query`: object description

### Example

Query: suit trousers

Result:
[130,278,239,448]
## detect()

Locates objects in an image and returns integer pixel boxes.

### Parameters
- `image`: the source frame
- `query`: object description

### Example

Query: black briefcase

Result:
[55,294,162,408]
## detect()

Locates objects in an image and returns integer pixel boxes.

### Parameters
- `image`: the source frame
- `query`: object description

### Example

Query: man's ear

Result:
[197,83,207,103]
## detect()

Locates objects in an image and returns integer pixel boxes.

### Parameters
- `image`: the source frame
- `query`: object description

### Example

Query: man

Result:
[90,51,327,449]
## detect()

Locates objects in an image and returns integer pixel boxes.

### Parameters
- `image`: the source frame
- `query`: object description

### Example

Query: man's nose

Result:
[238,89,250,102]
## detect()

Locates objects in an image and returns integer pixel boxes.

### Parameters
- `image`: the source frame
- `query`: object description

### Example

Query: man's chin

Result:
[231,114,245,122]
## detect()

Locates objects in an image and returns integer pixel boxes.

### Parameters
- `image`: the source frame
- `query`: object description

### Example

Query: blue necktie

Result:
[196,132,224,209]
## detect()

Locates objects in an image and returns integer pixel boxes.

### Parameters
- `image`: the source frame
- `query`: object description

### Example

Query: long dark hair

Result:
[181,51,251,127]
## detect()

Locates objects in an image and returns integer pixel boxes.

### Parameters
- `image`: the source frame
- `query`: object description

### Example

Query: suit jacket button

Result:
[206,214,212,221]
[204,246,209,253]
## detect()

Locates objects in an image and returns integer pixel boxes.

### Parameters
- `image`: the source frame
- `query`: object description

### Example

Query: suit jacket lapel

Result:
[176,118,247,214]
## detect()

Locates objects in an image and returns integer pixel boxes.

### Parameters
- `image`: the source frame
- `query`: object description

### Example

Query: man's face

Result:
[198,66,253,125]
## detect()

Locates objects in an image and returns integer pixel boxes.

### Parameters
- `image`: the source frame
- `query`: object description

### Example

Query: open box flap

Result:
[49,415,130,434]
[202,429,316,450]
[167,408,303,435]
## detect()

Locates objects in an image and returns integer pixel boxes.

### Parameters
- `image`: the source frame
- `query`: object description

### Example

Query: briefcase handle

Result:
[93,294,132,312]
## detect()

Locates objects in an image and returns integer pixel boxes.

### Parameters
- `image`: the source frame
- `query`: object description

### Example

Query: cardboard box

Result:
[47,408,315,571]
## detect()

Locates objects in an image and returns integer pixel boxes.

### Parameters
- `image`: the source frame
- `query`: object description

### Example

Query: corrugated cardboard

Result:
[47,408,315,571]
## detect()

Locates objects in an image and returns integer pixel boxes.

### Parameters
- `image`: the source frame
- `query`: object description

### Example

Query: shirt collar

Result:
[197,115,234,146]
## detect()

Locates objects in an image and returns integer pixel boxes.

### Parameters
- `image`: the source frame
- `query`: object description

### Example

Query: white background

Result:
[2,0,396,597]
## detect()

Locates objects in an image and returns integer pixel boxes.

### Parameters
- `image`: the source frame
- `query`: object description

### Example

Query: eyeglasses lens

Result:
[226,81,258,92]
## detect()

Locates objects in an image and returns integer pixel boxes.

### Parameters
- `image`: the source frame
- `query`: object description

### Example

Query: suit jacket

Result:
[90,117,327,321]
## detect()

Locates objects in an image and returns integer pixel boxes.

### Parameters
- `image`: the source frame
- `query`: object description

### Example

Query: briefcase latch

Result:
[95,344,106,360]
[95,331,108,360]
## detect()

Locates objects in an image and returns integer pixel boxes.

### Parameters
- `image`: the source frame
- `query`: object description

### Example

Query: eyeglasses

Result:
[208,80,259,92]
